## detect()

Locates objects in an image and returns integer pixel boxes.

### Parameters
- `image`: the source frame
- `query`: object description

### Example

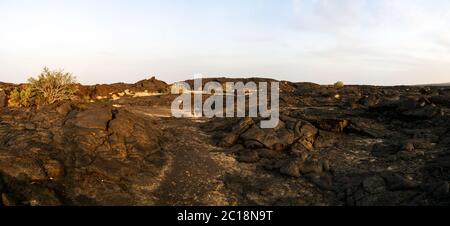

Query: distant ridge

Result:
[417,82,450,87]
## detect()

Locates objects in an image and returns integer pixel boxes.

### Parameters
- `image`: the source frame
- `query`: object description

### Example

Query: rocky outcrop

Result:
[91,77,168,99]
[0,79,449,206]
[215,83,450,206]
[0,102,168,205]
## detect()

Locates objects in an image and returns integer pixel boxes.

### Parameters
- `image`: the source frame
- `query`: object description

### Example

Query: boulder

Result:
[71,106,113,130]
[317,119,349,133]
[292,121,318,152]
[220,133,240,148]
[314,130,341,149]
[295,122,318,140]
[240,126,265,147]
[56,102,73,116]
[280,159,301,177]
[240,122,293,151]
[220,117,254,148]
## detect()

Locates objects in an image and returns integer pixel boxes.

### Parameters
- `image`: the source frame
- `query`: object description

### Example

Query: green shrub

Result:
[163,85,173,94]
[9,87,33,107]
[28,67,77,104]
[334,81,345,89]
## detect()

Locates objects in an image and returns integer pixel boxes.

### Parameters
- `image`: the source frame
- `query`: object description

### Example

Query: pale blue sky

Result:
[0,0,449,85]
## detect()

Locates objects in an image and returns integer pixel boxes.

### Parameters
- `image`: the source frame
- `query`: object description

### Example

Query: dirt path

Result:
[126,104,338,206]
[131,106,231,205]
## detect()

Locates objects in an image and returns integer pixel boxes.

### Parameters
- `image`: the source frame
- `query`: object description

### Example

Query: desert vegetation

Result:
[7,67,77,107]
[28,67,77,105]
[8,86,33,107]
[334,81,345,89]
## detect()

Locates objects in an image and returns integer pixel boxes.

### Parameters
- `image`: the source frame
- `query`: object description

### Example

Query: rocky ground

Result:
[0,78,449,206]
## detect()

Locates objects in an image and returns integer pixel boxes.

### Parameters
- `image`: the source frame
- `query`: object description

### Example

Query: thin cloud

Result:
[289,0,450,81]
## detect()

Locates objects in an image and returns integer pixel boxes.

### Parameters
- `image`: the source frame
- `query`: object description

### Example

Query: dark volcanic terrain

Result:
[0,78,449,206]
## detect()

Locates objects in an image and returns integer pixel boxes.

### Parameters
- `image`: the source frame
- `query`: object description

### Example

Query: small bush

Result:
[28,67,77,104]
[163,85,173,94]
[334,81,345,89]
[9,87,33,107]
